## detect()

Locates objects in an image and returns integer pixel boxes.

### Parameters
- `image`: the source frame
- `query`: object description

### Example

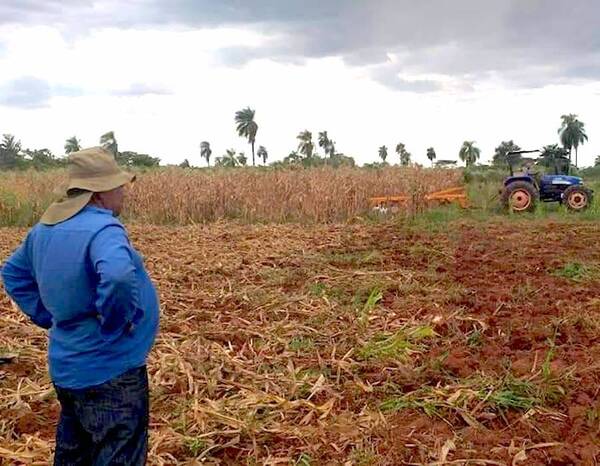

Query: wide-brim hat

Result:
[40,147,135,225]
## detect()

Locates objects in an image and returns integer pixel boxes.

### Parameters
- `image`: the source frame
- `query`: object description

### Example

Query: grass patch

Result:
[349,446,379,465]
[536,328,572,405]
[380,374,544,420]
[466,330,483,348]
[257,267,307,288]
[488,377,539,410]
[358,287,383,325]
[358,325,436,361]
[380,387,445,417]
[586,406,600,429]
[288,336,315,352]
[183,437,209,457]
[324,249,383,267]
[553,262,600,282]
[403,205,466,233]
[308,282,327,297]
[294,453,312,466]
[306,282,353,304]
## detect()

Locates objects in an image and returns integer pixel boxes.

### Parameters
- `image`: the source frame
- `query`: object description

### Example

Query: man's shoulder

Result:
[35,208,125,235]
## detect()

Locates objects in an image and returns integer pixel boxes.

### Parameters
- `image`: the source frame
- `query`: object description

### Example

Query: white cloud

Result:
[0,21,599,167]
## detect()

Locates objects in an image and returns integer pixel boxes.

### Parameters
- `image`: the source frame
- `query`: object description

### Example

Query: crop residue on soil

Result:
[1,220,599,465]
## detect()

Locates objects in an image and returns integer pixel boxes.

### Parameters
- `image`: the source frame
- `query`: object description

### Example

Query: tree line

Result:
[0,111,592,171]
[197,109,591,170]
[0,131,161,171]
[192,108,357,169]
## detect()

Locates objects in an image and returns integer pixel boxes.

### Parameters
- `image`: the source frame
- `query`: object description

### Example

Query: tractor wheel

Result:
[501,181,538,213]
[563,185,593,211]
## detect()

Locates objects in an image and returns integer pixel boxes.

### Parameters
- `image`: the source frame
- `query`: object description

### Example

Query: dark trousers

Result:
[53,366,149,466]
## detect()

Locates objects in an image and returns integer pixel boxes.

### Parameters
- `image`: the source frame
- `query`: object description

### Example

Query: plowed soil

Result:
[1,219,599,465]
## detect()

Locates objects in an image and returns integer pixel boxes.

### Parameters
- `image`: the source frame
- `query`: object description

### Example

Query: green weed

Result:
[536,329,572,406]
[349,446,379,466]
[380,374,542,419]
[294,453,312,466]
[541,337,557,380]
[289,336,315,352]
[467,330,483,347]
[324,250,383,267]
[306,282,352,304]
[553,262,600,281]
[380,390,443,418]
[586,406,600,429]
[358,325,436,361]
[359,287,383,325]
[487,377,539,410]
[308,282,326,297]
[258,267,306,288]
[184,437,209,457]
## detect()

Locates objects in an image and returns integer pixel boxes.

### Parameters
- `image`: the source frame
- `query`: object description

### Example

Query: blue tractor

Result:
[501,149,593,212]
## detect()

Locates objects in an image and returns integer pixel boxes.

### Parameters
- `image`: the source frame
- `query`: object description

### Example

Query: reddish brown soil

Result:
[1,220,599,465]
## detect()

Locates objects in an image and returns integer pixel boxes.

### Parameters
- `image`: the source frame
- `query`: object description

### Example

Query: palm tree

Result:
[0,134,21,154]
[426,147,437,167]
[318,131,336,158]
[396,143,411,166]
[297,130,314,158]
[459,141,481,167]
[257,145,268,165]
[493,140,521,167]
[237,152,248,166]
[100,131,118,156]
[64,136,81,154]
[215,149,239,168]
[284,151,302,165]
[235,107,258,166]
[200,141,212,166]
[0,134,22,169]
[378,145,388,163]
[539,144,569,170]
[558,114,588,167]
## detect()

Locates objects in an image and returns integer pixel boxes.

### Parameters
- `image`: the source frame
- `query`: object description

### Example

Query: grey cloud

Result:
[52,84,85,98]
[0,77,85,109]
[0,76,51,108]
[215,46,264,68]
[3,0,600,90]
[0,1,93,26]
[111,83,172,97]
[370,65,443,93]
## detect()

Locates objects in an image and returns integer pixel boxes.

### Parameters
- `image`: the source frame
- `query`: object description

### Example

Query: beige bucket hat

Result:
[40,147,135,225]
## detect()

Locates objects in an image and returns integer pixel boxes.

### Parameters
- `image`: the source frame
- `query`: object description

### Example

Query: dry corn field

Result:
[1,219,600,465]
[0,167,461,226]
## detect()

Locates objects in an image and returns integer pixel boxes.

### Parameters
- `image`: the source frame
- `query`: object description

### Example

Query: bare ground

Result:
[1,219,599,465]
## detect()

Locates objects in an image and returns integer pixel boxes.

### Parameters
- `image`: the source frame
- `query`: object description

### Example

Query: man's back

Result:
[2,205,159,389]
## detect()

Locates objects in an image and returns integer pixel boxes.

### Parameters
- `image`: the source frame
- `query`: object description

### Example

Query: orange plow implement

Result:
[369,186,469,210]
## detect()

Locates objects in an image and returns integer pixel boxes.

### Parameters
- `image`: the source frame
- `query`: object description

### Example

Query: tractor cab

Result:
[501,150,593,212]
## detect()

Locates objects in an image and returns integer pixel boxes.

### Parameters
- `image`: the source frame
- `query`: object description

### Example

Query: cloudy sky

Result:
[1,0,599,166]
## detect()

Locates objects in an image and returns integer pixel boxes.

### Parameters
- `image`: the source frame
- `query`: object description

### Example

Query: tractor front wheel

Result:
[563,185,593,211]
[501,181,538,213]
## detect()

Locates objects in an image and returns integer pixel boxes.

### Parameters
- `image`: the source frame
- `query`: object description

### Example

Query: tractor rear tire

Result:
[563,185,593,211]
[501,181,539,213]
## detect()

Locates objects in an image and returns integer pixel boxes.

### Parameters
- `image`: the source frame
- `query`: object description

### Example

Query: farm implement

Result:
[369,186,469,211]
[370,148,594,214]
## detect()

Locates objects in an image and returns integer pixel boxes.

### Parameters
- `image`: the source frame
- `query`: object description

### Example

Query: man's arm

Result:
[1,239,53,329]
[89,225,141,337]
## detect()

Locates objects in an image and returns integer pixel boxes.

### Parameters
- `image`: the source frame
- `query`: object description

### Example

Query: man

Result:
[1,147,159,465]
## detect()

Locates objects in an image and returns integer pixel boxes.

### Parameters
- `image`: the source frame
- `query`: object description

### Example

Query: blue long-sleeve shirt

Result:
[1,206,159,389]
